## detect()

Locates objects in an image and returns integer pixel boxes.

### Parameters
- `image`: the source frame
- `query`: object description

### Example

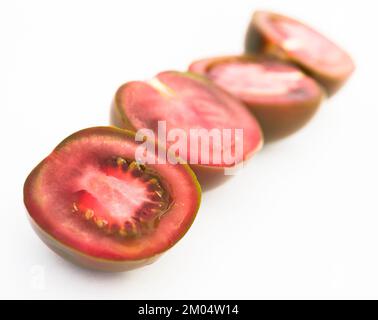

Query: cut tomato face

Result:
[189,56,323,141]
[113,71,263,188]
[245,11,355,95]
[24,127,201,271]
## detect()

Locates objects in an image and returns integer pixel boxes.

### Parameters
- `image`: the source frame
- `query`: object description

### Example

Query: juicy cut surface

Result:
[207,61,321,105]
[257,11,355,77]
[116,72,263,166]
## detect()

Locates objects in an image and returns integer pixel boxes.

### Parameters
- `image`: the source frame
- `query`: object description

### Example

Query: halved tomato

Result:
[112,71,263,189]
[189,55,324,141]
[245,11,355,95]
[24,127,201,271]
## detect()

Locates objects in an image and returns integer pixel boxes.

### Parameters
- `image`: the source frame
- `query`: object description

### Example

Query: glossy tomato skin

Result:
[248,92,323,141]
[29,218,160,272]
[111,73,263,190]
[189,55,324,142]
[245,11,355,95]
[24,127,201,272]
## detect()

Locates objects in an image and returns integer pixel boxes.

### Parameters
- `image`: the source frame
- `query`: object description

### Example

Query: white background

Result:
[1,0,377,299]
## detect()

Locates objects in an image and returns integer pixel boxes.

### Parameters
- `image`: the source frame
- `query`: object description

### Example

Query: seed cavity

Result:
[72,156,171,238]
